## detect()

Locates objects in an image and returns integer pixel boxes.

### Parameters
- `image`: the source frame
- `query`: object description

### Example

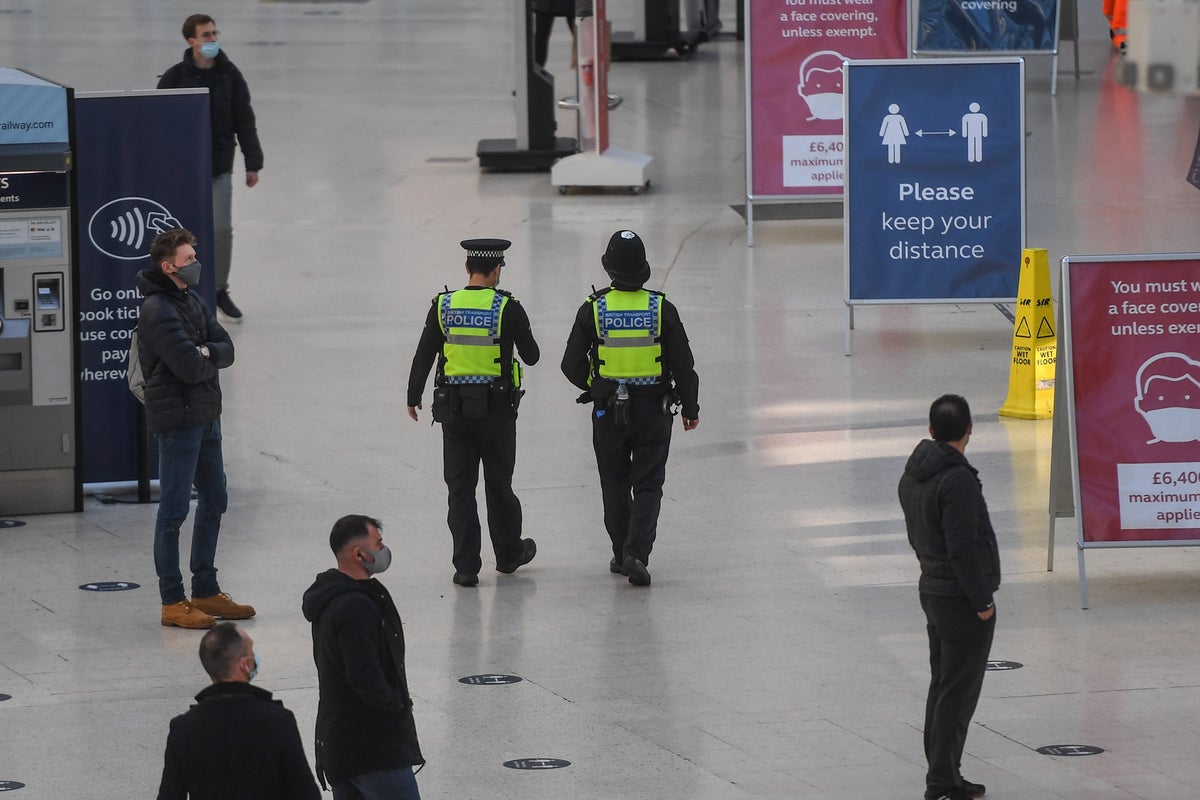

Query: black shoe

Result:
[928,789,973,800]
[453,572,479,587]
[216,290,243,321]
[623,556,651,586]
[496,539,536,573]
[609,557,624,574]
[961,778,986,798]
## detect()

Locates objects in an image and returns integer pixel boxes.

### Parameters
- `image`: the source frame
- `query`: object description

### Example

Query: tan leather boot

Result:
[190,592,256,620]
[161,600,216,629]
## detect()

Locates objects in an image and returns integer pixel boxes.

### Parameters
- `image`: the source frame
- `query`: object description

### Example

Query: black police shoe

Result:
[623,557,651,586]
[961,778,986,798]
[609,557,624,574]
[216,290,243,321]
[928,788,974,800]
[496,539,536,574]
[453,572,479,587]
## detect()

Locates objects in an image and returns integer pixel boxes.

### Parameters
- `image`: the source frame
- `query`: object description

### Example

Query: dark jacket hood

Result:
[903,439,973,483]
[194,680,275,705]
[302,568,361,622]
[136,268,184,299]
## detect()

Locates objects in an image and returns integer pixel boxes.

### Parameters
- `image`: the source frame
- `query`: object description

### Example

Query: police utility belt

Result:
[432,378,521,422]
[581,378,680,426]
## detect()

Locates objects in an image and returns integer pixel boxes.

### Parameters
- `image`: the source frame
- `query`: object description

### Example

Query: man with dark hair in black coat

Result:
[157,622,320,800]
[138,228,253,629]
[898,394,1001,800]
[158,13,263,321]
[302,515,425,800]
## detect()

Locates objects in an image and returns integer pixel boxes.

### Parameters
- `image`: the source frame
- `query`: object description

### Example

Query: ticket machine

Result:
[0,68,79,515]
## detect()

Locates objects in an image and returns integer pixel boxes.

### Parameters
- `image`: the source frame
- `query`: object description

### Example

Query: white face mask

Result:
[360,544,392,574]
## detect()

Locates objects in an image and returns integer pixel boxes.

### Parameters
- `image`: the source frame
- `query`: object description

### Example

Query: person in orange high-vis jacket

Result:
[1102,0,1127,52]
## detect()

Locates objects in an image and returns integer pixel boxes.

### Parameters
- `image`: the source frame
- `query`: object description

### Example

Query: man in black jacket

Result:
[302,515,424,800]
[158,13,263,321]
[138,229,253,629]
[561,230,700,586]
[898,394,1000,800]
[158,622,320,800]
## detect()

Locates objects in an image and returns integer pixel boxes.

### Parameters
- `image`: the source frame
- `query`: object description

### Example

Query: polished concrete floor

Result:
[3,2,1200,799]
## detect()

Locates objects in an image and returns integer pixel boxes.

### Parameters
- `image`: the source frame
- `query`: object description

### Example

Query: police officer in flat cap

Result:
[407,238,540,586]
[561,230,699,586]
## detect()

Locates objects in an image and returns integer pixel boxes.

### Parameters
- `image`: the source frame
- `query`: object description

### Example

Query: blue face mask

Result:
[247,653,260,681]
[199,41,220,58]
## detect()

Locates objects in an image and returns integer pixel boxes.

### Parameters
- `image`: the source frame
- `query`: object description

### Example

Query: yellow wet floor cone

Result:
[999,248,1055,419]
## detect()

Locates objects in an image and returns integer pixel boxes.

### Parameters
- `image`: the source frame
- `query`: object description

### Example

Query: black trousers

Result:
[921,593,996,799]
[441,410,524,575]
[533,12,576,68]
[591,401,673,564]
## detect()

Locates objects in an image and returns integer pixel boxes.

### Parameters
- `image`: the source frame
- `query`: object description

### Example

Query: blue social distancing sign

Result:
[845,59,1025,303]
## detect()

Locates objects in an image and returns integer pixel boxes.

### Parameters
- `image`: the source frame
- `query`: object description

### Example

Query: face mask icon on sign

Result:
[1135,352,1200,444]
[797,50,846,122]
[87,197,183,260]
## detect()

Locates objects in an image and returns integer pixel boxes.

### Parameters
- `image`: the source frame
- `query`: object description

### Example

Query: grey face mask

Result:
[176,261,202,287]
[361,544,392,574]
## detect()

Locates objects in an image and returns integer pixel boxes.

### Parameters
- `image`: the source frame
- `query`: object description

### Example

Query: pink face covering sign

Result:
[747,0,908,198]
[1065,255,1200,544]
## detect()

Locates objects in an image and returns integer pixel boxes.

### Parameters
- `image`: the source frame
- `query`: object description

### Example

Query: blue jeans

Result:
[153,420,227,604]
[212,171,233,291]
[331,767,421,800]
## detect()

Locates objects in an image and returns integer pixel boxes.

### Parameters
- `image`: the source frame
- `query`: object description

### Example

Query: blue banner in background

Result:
[916,0,1058,52]
[75,90,213,484]
[845,60,1024,303]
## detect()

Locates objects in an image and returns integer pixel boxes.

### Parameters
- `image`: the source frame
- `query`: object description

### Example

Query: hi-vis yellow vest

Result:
[589,288,663,384]
[438,289,519,386]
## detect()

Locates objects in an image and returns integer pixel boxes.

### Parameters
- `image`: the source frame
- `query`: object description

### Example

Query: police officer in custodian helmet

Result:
[560,230,700,586]
[407,239,540,587]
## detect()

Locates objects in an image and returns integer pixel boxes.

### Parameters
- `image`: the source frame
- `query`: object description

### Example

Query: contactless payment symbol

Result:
[88,197,183,260]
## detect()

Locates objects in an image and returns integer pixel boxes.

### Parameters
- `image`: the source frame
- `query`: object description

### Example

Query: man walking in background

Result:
[159,13,263,321]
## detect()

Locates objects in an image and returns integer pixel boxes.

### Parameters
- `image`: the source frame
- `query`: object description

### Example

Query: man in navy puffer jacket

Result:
[137,228,253,629]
